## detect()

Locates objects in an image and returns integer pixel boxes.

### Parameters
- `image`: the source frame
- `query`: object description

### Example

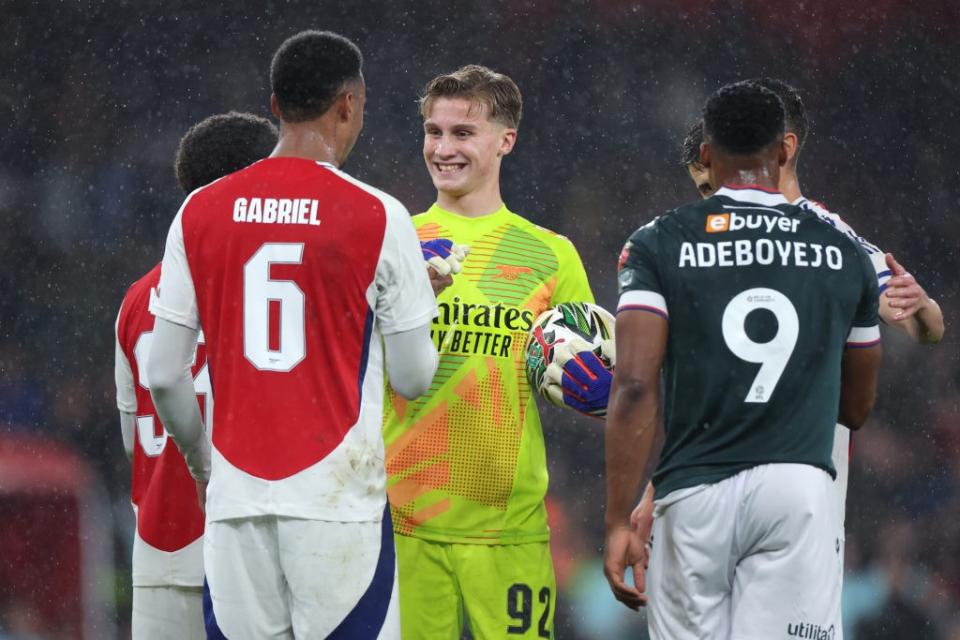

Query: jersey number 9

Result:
[721,287,799,404]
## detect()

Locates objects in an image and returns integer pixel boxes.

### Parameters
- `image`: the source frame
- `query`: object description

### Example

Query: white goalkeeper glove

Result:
[421,238,470,276]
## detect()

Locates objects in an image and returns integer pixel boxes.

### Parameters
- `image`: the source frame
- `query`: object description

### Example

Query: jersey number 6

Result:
[721,287,799,404]
[243,243,306,372]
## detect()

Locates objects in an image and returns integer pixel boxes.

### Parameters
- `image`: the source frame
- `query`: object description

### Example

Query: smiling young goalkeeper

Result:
[382,65,597,639]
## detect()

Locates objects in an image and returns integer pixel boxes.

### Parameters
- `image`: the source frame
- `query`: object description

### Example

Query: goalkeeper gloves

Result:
[421,238,469,276]
[545,337,614,417]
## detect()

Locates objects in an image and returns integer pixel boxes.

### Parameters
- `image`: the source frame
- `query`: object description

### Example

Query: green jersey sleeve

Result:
[616,218,668,318]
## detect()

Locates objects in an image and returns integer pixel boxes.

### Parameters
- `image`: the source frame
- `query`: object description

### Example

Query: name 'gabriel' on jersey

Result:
[617,186,880,500]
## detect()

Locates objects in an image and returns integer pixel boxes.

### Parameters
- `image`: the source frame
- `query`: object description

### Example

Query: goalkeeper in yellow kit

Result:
[383,65,598,639]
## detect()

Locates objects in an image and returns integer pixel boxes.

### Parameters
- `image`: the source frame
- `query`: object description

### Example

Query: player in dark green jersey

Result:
[603,81,883,640]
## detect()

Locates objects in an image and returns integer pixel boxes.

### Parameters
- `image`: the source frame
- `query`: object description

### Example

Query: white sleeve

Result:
[869,251,892,292]
[114,306,137,413]
[146,317,210,482]
[384,322,438,399]
[150,202,201,330]
[374,197,437,335]
[119,411,136,460]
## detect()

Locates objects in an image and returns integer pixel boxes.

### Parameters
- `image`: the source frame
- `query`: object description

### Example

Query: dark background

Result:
[1,1,959,638]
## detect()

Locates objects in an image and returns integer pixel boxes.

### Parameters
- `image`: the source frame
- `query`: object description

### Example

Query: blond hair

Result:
[420,64,522,129]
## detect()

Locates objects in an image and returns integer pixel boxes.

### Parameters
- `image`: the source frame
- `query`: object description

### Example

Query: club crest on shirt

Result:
[618,242,632,272]
[494,265,534,280]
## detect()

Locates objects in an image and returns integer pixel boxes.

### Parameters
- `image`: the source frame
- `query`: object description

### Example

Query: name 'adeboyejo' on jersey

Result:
[676,209,846,269]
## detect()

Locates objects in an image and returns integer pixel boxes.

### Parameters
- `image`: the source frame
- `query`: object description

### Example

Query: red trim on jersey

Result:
[117,264,205,553]
[181,158,387,481]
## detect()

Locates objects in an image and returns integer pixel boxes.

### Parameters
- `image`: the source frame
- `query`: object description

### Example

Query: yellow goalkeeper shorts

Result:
[395,534,556,640]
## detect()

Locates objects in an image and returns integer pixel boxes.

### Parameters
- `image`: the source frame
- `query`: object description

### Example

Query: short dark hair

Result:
[751,77,809,152]
[702,81,785,155]
[680,120,703,167]
[420,65,522,129]
[270,30,363,123]
[174,111,278,193]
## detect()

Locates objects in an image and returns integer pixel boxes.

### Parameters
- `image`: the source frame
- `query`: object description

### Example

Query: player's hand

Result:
[603,524,648,610]
[195,480,207,513]
[630,492,655,570]
[544,337,614,417]
[421,239,468,296]
[421,239,469,277]
[427,268,454,296]
[883,253,930,321]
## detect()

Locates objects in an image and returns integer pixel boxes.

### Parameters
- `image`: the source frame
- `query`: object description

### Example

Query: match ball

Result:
[524,302,616,413]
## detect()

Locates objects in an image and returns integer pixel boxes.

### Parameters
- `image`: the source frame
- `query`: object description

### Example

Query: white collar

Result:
[715,185,789,207]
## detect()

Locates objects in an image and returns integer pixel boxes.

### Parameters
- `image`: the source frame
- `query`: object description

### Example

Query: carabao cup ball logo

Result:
[524,302,615,406]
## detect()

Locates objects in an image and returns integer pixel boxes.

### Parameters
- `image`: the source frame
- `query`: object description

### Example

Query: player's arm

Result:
[146,318,210,481]
[384,323,437,399]
[421,238,469,296]
[114,309,136,460]
[880,253,944,344]
[838,344,881,430]
[146,201,210,493]
[549,235,595,305]
[827,212,943,345]
[545,236,614,415]
[378,198,440,396]
[839,248,884,429]
[604,309,667,610]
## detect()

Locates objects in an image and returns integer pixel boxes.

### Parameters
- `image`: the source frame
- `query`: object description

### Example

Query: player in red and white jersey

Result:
[147,31,438,639]
[114,112,278,638]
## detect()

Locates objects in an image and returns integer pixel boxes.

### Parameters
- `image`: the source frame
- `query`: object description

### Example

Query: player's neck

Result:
[435,182,504,218]
[270,122,341,166]
[716,166,780,193]
[779,167,803,202]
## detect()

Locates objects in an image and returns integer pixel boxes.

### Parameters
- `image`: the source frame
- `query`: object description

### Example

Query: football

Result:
[524,302,616,413]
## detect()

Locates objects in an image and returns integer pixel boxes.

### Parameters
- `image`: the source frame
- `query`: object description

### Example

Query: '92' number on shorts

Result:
[507,584,551,637]
[721,287,799,403]
[243,243,307,371]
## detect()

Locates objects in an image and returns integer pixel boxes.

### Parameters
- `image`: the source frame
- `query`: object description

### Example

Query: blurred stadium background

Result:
[1,2,958,638]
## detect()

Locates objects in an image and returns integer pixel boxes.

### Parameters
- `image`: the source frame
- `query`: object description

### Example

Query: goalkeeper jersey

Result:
[383,203,593,544]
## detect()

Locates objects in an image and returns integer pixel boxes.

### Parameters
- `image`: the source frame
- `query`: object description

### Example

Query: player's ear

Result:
[777,139,789,167]
[270,94,283,121]
[699,143,711,168]
[498,128,517,157]
[783,132,798,164]
[336,91,353,123]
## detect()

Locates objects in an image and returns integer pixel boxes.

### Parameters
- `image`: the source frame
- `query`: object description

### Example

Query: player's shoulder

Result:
[506,209,581,255]
[121,263,162,308]
[794,196,882,255]
[117,263,162,343]
[323,164,409,217]
[624,204,681,245]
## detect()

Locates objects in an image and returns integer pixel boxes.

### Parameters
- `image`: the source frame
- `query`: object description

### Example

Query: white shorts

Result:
[132,585,204,639]
[830,425,851,639]
[204,511,400,639]
[647,464,842,640]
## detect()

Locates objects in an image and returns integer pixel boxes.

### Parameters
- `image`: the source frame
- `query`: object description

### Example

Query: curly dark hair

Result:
[702,81,785,155]
[270,30,363,123]
[680,120,703,167]
[174,111,278,193]
[750,77,809,153]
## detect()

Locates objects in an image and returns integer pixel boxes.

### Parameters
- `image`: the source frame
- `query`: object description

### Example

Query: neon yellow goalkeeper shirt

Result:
[383,203,594,544]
